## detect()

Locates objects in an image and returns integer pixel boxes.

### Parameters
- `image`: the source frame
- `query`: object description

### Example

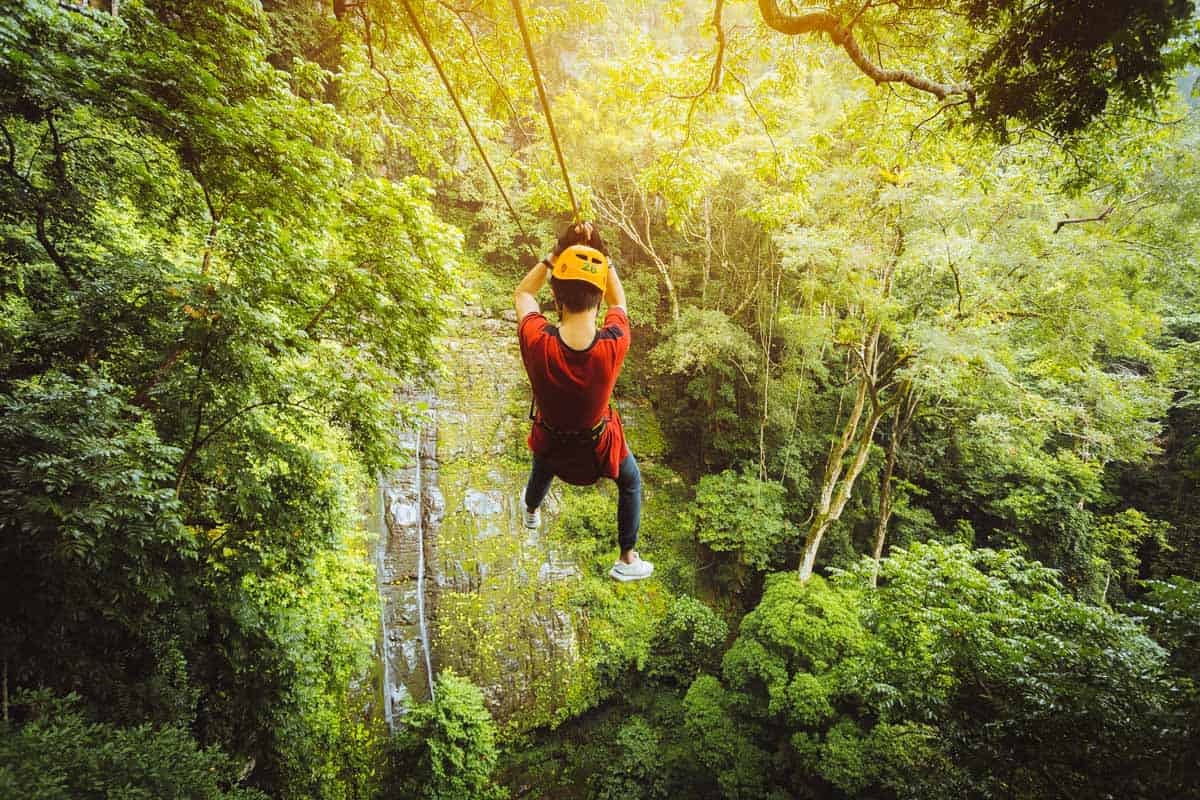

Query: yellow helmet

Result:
[551,244,608,293]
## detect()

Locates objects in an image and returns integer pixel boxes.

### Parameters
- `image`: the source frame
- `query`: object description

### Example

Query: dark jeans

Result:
[523,452,641,552]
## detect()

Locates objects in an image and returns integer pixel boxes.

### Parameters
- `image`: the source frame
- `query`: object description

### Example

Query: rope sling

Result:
[399,0,583,248]
[397,0,537,259]
[507,0,581,224]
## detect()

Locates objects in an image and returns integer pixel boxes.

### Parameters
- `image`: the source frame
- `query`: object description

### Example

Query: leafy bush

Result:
[587,716,664,800]
[383,671,506,800]
[1137,577,1200,677]
[649,309,760,469]
[251,539,383,800]
[647,596,729,685]
[684,469,790,571]
[688,542,1180,799]
[1132,577,1200,792]
[0,692,264,800]
[0,371,194,720]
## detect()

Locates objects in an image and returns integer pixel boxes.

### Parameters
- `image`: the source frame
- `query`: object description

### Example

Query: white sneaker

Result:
[521,493,540,530]
[609,555,654,582]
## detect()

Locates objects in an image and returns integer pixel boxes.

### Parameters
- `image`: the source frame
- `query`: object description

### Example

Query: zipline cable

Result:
[398,0,538,260]
[509,0,581,224]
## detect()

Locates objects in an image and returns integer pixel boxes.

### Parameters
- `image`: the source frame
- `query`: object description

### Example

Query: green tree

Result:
[690,542,1179,798]
[384,671,506,800]
[1132,577,1200,792]
[1,1,457,793]
[647,595,729,686]
[753,0,1198,136]
[684,468,790,573]
[0,692,264,800]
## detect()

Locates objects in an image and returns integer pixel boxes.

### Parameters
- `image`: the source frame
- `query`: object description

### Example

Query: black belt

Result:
[536,415,608,442]
[529,398,608,442]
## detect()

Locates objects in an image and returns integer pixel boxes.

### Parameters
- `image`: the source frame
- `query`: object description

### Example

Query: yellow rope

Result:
[399,0,538,259]
[509,0,581,223]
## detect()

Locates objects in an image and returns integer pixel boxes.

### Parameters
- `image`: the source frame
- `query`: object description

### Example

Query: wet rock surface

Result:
[375,407,439,725]
[373,312,583,726]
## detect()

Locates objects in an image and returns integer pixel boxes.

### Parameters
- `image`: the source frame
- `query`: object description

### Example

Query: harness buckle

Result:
[536,415,608,443]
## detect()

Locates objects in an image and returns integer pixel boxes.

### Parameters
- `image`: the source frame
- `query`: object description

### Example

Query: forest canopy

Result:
[1,1,1199,798]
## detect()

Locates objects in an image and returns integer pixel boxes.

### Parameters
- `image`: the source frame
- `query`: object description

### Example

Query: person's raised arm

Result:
[514,255,552,319]
[604,262,626,312]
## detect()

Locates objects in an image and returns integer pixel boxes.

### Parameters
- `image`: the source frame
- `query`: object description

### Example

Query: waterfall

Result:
[370,312,587,726]
[414,421,436,701]
[374,482,393,729]
[375,399,442,727]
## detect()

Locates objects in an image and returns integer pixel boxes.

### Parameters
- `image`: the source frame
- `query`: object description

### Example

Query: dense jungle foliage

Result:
[1,0,1199,798]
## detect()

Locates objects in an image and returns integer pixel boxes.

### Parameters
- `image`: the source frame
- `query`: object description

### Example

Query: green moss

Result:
[419,288,699,741]
[460,262,514,318]
[619,398,668,461]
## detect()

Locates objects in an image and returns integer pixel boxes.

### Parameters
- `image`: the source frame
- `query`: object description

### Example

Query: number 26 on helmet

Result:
[552,245,609,292]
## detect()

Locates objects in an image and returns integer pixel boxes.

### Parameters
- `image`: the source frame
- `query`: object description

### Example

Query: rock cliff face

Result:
[374,408,440,725]
[373,307,582,726]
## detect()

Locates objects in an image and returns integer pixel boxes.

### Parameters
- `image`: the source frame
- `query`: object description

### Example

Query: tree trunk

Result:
[702,195,712,305]
[758,271,780,481]
[755,0,972,101]
[870,431,899,586]
[799,400,885,582]
[798,354,871,583]
[799,514,832,580]
[130,340,187,408]
[799,225,904,583]
[871,385,917,585]
[200,219,218,275]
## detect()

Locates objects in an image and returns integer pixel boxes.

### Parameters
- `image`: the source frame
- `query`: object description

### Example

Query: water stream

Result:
[375,398,442,724]
[413,421,435,701]
[372,482,392,730]
[373,310,627,727]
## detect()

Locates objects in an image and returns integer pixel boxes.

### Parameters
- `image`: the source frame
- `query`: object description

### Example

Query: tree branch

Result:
[1054,205,1114,234]
[304,284,343,334]
[671,0,728,154]
[592,190,681,320]
[756,0,972,101]
[673,0,727,100]
[435,0,530,142]
[175,334,212,493]
[1,119,80,290]
[178,396,321,491]
[726,69,780,177]
[130,340,188,409]
[710,0,726,93]
[1,121,17,172]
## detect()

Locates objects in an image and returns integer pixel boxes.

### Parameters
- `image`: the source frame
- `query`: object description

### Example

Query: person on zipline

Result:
[513,221,652,582]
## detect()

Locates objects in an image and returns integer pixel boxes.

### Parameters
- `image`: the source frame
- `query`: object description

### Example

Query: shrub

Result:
[383,671,506,800]
[0,692,263,800]
[687,542,1180,799]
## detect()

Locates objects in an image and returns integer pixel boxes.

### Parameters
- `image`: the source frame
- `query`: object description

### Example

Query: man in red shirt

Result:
[513,222,652,581]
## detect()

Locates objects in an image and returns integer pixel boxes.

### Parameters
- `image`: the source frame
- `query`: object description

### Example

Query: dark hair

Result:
[550,222,607,314]
[550,276,603,313]
[554,222,609,257]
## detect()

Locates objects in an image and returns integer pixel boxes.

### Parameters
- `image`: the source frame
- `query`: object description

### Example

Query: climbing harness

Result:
[528,400,611,486]
[536,415,608,443]
[528,399,608,440]
[508,0,581,224]
[398,0,537,259]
